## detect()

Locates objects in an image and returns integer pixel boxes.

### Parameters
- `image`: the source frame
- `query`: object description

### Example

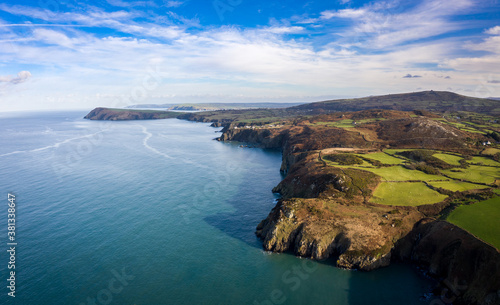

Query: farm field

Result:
[441,165,500,185]
[355,152,405,165]
[429,181,490,192]
[383,149,415,156]
[482,148,500,155]
[447,196,500,250]
[467,156,500,167]
[323,148,500,207]
[433,153,463,166]
[334,164,445,182]
[371,182,448,206]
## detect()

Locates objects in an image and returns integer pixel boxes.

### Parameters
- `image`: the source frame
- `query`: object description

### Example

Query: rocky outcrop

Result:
[84,107,178,120]
[393,219,500,305]
[217,128,286,149]
[256,198,425,271]
[376,118,470,150]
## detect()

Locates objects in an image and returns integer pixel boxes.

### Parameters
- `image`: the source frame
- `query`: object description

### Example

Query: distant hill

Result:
[127,102,304,111]
[292,91,500,115]
[86,91,500,122]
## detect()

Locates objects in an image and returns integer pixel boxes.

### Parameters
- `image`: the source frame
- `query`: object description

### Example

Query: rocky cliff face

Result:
[217,116,500,305]
[255,197,424,270]
[393,219,500,305]
[217,127,286,149]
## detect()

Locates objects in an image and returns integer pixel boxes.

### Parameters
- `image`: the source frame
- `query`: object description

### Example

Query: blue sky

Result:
[0,0,499,110]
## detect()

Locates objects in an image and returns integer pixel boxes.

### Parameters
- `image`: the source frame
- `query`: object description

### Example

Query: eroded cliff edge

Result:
[216,110,500,305]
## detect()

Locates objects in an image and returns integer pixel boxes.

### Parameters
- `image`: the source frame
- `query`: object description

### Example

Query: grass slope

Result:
[447,196,500,250]
[433,153,463,166]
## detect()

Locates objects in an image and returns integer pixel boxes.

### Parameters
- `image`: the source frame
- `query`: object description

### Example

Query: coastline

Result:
[83,105,500,305]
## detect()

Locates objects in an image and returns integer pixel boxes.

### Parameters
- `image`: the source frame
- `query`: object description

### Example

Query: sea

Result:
[0,111,432,305]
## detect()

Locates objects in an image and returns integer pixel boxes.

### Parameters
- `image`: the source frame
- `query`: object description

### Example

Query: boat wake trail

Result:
[137,124,209,169]
[138,124,174,160]
[0,130,106,158]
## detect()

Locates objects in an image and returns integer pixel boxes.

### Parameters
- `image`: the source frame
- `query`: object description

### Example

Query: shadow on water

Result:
[346,262,433,305]
[203,199,271,250]
[203,146,283,250]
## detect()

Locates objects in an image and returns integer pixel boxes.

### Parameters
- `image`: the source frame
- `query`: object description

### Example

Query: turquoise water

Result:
[0,111,431,304]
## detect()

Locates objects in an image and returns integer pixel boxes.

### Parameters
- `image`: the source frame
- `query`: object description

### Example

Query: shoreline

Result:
[83,105,500,305]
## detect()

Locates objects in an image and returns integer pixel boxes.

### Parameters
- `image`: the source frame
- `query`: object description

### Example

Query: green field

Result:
[447,196,500,250]
[354,165,444,182]
[467,156,500,167]
[482,148,500,155]
[331,162,445,181]
[311,120,355,128]
[355,152,405,165]
[442,165,500,184]
[433,153,463,166]
[429,181,490,192]
[356,118,387,124]
[324,148,500,206]
[383,149,416,158]
[371,182,448,206]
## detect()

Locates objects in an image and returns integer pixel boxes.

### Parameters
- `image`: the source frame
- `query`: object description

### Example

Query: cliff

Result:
[217,110,500,305]
[255,152,424,270]
[393,219,500,305]
[84,107,180,120]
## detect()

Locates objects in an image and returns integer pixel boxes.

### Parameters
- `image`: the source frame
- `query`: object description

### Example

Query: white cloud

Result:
[263,26,304,34]
[321,8,366,20]
[106,0,157,7]
[164,1,184,8]
[33,28,77,48]
[485,25,500,35]
[0,4,187,42]
[317,0,475,50]
[0,71,32,84]
[0,1,499,111]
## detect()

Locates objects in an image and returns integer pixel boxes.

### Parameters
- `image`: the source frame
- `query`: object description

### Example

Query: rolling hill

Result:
[292,91,500,115]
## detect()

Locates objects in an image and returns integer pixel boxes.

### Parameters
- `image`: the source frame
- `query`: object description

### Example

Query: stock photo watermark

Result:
[78,267,135,305]
[6,193,17,298]
[254,258,319,305]
[213,0,242,21]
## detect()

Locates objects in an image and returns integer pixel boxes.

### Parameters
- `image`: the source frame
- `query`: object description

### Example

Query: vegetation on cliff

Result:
[214,106,500,305]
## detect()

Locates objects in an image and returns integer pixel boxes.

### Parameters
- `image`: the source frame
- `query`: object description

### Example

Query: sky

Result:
[0,0,499,111]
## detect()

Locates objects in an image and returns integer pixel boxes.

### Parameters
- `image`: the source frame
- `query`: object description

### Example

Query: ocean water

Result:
[0,111,431,305]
